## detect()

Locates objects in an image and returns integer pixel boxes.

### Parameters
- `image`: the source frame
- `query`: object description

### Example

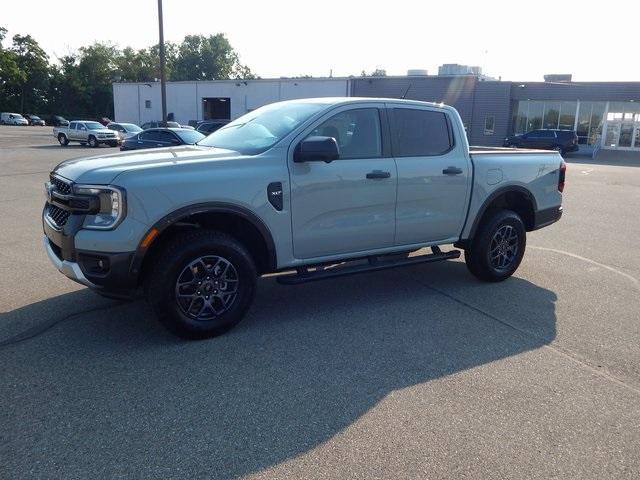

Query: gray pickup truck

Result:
[53,120,120,148]
[43,98,564,339]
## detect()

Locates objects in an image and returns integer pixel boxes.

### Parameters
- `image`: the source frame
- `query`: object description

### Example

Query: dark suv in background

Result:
[504,129,578,154]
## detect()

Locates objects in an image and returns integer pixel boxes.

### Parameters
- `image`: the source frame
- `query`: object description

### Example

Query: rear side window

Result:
[140,131,162,141]
[69,122,77,130]
[392,108,452,156]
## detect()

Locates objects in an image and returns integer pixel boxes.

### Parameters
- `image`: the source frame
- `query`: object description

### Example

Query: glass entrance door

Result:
[619,123,634,147]
[605,123,620,147]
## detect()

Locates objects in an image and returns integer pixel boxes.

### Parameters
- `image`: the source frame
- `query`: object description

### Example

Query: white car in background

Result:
[107,122,143,141]
[0,113,29,125]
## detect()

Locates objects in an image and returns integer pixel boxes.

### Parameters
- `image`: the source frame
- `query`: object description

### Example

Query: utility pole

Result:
[157,0,168,127]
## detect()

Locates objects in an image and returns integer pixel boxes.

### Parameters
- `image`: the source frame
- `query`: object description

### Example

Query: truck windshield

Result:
[85,122,105,130]
[198,101,326,155]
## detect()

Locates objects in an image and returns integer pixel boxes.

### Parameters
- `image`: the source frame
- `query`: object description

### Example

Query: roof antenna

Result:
[401,83,412,99]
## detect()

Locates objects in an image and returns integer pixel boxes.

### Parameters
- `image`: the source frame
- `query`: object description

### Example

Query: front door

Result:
[289,105,397,260]
[389,105,472,245]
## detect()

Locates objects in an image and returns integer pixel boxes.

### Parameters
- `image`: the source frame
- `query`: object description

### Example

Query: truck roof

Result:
[281,96,450,110]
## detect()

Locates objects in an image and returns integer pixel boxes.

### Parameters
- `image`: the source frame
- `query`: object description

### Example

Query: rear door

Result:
[67,122,77,140]
[288,104,397,259]
[390,105,472,245]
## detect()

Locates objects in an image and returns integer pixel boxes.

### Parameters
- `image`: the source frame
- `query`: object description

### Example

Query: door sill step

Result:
[276,248,461,285]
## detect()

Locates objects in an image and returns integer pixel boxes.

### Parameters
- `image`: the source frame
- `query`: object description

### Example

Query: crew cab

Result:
[43,98,565,339]
[53,121,120,148]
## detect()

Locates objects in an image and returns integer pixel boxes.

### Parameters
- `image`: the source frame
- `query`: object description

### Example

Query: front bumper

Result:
[43,236,96,288]
[43,205,140,298]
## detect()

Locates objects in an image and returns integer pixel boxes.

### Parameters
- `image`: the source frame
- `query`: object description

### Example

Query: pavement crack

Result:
[0,302,123,348]
[413,276,640,397]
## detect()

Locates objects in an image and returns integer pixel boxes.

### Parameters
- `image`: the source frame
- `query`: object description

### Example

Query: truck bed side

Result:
[460,149,563,241]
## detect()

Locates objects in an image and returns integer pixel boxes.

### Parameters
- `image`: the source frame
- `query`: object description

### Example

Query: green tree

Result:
[361,68,387,77]
[0,28,26,111]
[170,34,253,81]
[10,34,50,112]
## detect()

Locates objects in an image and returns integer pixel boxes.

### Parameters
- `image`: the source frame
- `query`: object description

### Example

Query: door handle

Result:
[366,170,391,179]
[442,166,463,175]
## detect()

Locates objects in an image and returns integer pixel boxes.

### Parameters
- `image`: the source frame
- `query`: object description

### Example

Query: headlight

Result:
[73,185,126,230]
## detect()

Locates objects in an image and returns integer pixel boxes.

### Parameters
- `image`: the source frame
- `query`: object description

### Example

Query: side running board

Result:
[276,247,460,285]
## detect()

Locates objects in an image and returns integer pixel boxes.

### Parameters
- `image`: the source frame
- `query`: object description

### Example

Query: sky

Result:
[2,0,639,82]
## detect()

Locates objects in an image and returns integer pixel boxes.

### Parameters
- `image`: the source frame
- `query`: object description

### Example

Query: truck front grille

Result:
[47,203,70,228]
[50,174,72,195]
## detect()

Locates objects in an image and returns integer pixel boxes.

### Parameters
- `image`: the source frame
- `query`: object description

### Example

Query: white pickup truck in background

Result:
[53,120,120,148]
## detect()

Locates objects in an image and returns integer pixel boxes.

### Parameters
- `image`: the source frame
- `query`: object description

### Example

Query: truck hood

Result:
[53,145,241,184]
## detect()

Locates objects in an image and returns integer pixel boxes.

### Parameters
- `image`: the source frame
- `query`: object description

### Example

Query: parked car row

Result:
[52,119,206,150]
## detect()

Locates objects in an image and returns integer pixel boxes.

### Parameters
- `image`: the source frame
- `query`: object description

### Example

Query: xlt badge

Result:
[267,182,283,211]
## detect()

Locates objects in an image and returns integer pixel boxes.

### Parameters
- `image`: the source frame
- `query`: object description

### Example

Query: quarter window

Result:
[392,108,453,156]
[307,108,382,159]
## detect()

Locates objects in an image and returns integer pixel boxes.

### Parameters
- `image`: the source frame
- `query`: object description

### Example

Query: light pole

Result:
[157,0,168,127]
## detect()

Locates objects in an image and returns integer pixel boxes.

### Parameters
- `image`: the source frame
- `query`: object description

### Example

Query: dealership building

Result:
[113,72,640,154]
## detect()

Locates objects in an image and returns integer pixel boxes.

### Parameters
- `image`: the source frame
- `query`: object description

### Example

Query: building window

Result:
[145,100,151,109]
[577,102,605,145]
[513,100,578,135]
[484,115,495,135]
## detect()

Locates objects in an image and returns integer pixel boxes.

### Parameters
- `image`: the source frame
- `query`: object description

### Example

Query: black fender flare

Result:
[130,202,277,276]
[464,185,537,242]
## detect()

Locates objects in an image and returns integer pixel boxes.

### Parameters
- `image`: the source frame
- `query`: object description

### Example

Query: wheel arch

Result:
[132,203,277,283]
[462,186,537,246]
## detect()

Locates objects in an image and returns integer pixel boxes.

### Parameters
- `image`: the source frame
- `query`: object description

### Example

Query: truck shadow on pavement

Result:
[1,261,557,479]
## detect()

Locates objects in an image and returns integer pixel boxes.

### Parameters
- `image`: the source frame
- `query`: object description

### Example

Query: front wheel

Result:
[88,136,98,148]
[145,230,257,339]
[464,210,526,282]
[58,134,69,146]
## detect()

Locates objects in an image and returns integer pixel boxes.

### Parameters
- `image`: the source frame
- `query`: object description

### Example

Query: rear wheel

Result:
[88,135,98,148]
[58,134,69,146]
[464,210,526,282]
[145,230,257,339]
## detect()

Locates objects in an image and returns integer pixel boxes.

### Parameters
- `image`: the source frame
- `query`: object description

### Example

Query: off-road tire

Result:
[145,230,257,339]
[464,209,526,282]
[58,134,69,146]
[88,135,98,148]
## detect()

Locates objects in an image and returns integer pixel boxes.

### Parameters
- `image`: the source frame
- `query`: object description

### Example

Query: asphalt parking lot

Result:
[1,125,639,479]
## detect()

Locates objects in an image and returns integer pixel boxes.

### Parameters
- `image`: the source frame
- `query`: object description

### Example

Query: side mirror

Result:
[294,136,340,163]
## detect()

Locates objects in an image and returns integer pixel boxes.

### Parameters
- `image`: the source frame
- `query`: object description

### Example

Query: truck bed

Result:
[469,146,558,155]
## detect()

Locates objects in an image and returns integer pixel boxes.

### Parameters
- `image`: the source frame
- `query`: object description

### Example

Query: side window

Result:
[541,131,556,138]
[392,108,452,156]
[307,108,382,159]
[140,131,161,141]
[158,131,177,142]
[69,122,77,130]
[527,131,542,138]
